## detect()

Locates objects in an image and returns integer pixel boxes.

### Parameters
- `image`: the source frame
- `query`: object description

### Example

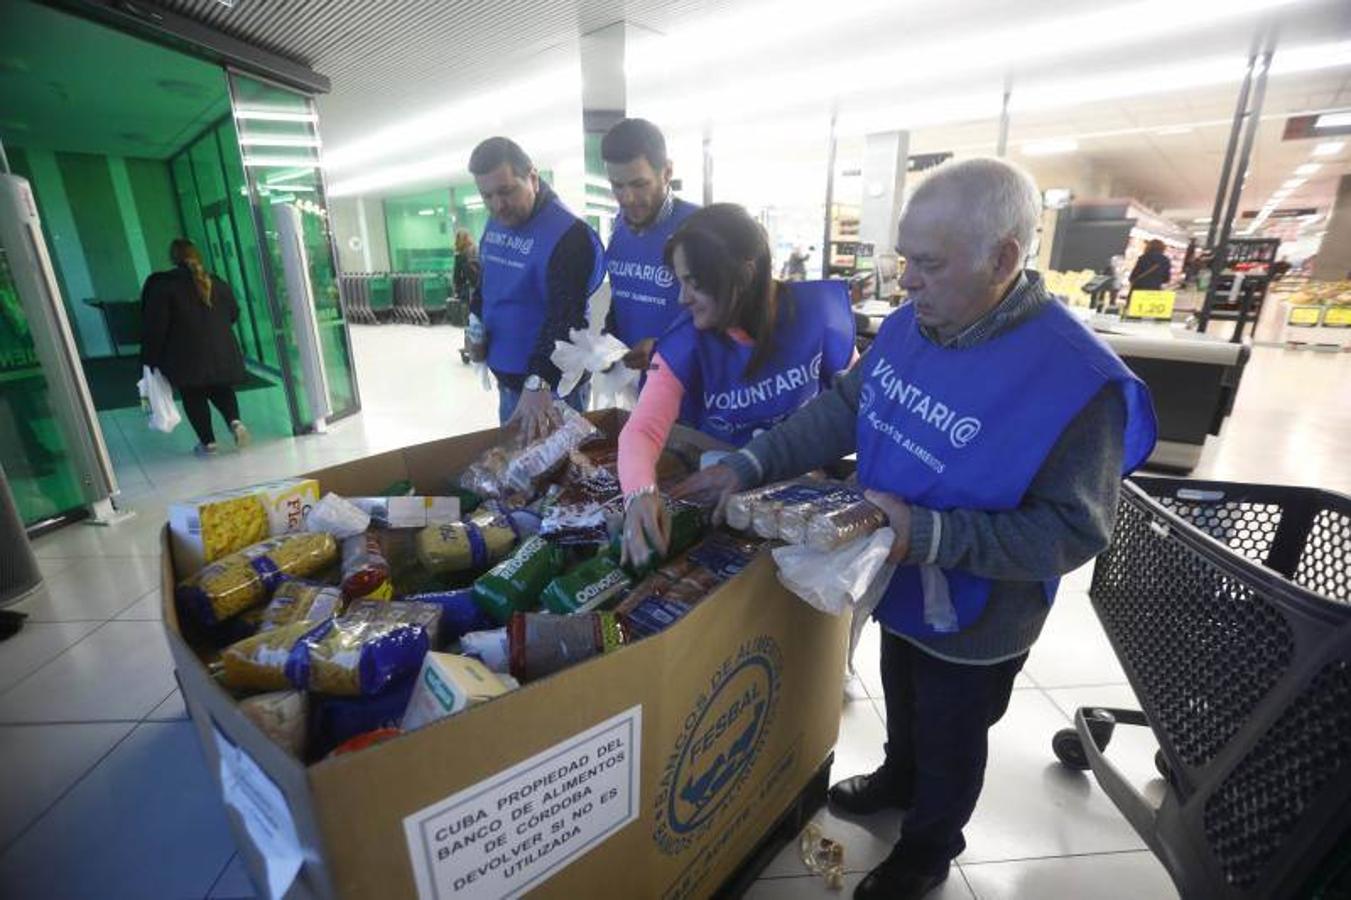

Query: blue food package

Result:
[687,532,760,581]
[284,618,429,696]
[310,674,417,758]
[402,589,496,646]
[620,596,695,639]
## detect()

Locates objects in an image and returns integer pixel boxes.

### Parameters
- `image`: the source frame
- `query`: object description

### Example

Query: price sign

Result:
[1126,290,1175,320]
[1322,306,1351,328]
[1287,306,1322,327]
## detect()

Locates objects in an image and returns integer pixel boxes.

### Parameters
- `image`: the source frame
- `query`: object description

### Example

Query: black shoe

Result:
[855,851,949,900]
[828,767,909,815]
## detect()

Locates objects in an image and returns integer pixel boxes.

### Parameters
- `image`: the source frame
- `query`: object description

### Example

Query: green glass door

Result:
[0,231,90,525]
[228,70,360,425]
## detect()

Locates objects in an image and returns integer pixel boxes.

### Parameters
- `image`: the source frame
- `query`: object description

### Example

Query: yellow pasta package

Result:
[177,532,339,625]
[169,478,320,574]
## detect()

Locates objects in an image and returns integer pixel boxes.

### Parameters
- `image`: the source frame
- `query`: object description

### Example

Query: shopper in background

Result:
[140,239,251,457]
[452,228,480,302]
[599,118,698,371]
[618,203,856,568]
[467,137,604,436]
[672,160,1157,900]
[1128,238,1172,294]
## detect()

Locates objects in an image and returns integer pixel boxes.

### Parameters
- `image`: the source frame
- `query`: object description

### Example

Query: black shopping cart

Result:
[1052,476,1351,900]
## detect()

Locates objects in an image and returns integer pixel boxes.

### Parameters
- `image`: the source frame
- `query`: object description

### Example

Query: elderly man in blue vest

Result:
[597,118,698,372]
[679,158,1157,900]
[467,137,604,438]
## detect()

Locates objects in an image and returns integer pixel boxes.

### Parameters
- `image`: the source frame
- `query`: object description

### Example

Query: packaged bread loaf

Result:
[776,486,866,544]
[725,480,820,533]
[178,532,339,626]
[459,403,600,503]
[749,483,844,539]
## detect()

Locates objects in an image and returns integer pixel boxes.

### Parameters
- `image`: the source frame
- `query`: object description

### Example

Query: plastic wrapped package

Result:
[220,620,319,692]
[239,690,308,758]
[415,509,520,575]
[687,532,762,580]
[776,486,865,544]
[285,618,430,696]
[340,533,392,601]
[311,675,418,758]
[344,598,444,646]
[725,483,794,532]
[349,497,461,529]
[459,628,510,673]
[259,580,345,632]
[305,493,371,540]
[538,465,622,546]
[508,611,627,682]
[178,532,339,626]
[804,498,889,552]
[472,535,564,624]
[458,403,600,503]
[541,554,632,614]
[749,483,844,540]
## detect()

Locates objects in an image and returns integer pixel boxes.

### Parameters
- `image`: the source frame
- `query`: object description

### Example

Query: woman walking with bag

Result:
[140,239,250,456]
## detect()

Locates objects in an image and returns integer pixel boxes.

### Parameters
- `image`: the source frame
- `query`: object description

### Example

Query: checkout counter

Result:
[853,301,1250,474]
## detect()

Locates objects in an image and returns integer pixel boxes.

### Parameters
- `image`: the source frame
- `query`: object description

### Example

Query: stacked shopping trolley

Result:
[337,273,453,326]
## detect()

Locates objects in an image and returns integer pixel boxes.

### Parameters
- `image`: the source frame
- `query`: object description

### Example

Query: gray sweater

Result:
[723,272,1127,664]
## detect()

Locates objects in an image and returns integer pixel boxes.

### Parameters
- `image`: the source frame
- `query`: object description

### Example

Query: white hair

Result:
[906,157,1042,259]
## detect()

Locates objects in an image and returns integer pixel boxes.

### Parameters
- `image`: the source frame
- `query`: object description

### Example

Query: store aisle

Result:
[0,326,1344,898]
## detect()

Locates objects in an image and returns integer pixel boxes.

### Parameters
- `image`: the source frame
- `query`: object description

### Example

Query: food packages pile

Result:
[725,479,886,551]
[174,403,763,762]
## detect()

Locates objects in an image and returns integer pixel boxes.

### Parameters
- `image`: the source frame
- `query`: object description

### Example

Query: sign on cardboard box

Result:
[213,722,305,900]
[403,705,642,899]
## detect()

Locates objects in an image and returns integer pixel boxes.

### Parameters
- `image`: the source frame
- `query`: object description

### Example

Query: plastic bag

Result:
[549,327,639,406]
[259,579,345,632]
[415,509,519,575]
[138,365,181,434]
[772,528,896,672]
[305,493,371,540]
[286,617,430,696]
[459,403,600,504]
[220,620,319,692]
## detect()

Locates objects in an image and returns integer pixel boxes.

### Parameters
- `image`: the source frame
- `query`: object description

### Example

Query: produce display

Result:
[173,404,768,764]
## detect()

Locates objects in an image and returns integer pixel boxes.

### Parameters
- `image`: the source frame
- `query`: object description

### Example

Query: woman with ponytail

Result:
[140,239,250,455]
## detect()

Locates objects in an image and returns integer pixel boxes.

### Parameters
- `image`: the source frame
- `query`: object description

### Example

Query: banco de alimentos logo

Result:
[653,636,782,856]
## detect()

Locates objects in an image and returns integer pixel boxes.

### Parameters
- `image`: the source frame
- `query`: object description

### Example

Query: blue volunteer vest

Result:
[605,197,699,347]
[856,297,1157,639]
[657,279,856,447]
[480,195,604,375]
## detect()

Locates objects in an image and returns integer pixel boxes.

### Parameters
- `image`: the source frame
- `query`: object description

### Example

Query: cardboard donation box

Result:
[161,411,849,899]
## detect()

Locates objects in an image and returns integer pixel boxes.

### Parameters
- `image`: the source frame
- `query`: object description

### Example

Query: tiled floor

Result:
[0,329,1345,899]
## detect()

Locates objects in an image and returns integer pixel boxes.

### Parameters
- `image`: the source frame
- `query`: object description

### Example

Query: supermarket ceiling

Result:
[89,0,1351,221]
[0,1,229,158]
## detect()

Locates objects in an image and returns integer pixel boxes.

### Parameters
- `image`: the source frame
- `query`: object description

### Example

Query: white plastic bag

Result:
[773,528,896,672]
[550,328,639,407]
[138,366,181,434]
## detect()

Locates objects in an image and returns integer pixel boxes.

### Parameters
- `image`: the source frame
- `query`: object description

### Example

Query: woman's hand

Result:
[622,491,671,570]
[671,464,744,524]
[863,489,913,564]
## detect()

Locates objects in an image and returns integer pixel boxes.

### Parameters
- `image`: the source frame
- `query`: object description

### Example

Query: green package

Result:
[472,535,563,625]
[542,554,633,614]
[614,498,708,577]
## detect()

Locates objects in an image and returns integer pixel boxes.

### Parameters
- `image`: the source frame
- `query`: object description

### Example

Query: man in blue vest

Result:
[675,158,1157,900]
[468,137,603,438]
[598,118,698,371]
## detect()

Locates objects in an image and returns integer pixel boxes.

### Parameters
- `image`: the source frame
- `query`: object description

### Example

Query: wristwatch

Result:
[523,374,546,392]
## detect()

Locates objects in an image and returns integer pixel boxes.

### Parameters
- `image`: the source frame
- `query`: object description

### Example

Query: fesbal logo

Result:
[654,636,782,856]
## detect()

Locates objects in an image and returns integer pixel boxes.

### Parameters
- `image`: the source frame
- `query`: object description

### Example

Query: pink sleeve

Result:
[618,353,687,493]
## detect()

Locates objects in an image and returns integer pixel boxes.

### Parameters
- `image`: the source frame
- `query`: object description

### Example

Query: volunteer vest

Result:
[479,195,603,375]
[657,279,856,447]
[605,197,699,346]
[856,299,1157,639]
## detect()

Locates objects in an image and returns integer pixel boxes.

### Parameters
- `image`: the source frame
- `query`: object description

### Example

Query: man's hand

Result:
[510,386,561,442]
[621,338,656,371]
[864,489,913,564]
[622,492,670,570]
[671,463,744,524]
